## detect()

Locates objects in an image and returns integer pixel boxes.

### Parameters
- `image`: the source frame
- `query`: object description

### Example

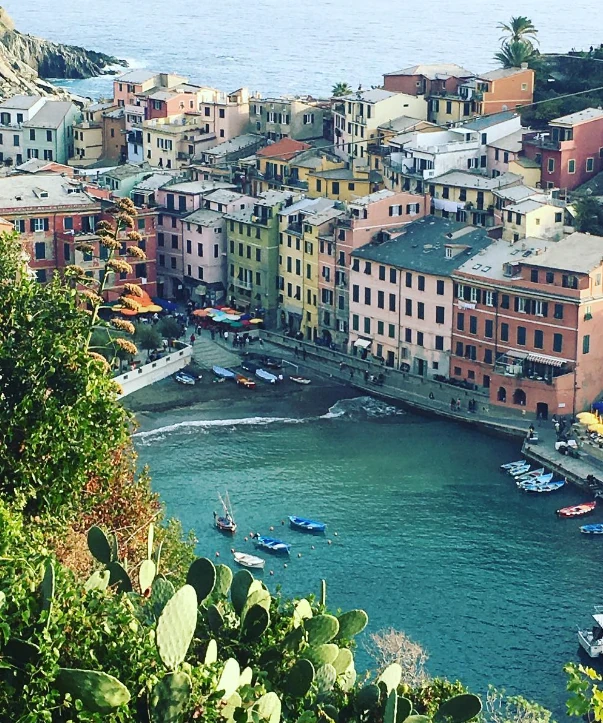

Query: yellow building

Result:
[143,115,210,169]
[428,170,522,227]
[278,198,343,338]
[71,102,118,167]
[509,156,541,187]
[307,165,378,202]
[366,117,439,174]
[502,198,568,242]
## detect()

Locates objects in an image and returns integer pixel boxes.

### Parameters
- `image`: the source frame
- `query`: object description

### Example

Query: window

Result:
[418,275,425,291]
[469,315,477,334]
[29,129,35,141]
[554,303,563,320]
[348,183,355,191]
[352,314,359,331]
[587,157,595,172]
[170,257,177,269]
[405,272,412,288]
[435,306,445,324]
[484,349,493,364]
[583,335,591,354]
[389,294,396,312]
[34,241,46,260]
[553,333,563,353]
[457,312,464,331]
[332,181,340,195]
[171,235,178,249]
[442,186,449,199]
[417,302,424,319]
[158,232,164,247]
[364,287,371,305]
[379,265,386,281]
[405,299,412,316]
[197,242,203,257]
[530,269,539,283]
[546,271,554,284]
[562,274,578,289]
[377,321,384,335]
[352,285,359,303]
[13,134,19,147]
[388,324,395,339]
[30,218,49,232]
[36,269,47,283]
[364,262,371,275]
[197,266,204,280]
[405,328,412,343]
[568,159,576,174]
[455,342,463,357]
[316,179,322,192]
[554,212,562,223]
[186,239,192,254]
[501,323,509,342]
[534,329,544,349]
[500,294,510,310]
[390,268,397,284]
[485,319,493,338]
[158,254,165,267]
[547,158,555,173]
[436,279,445,295]
[435,335,444,351]
[516,326,526,345]
[377,290,384,308]
[363,317,371,334]
[417,331,424,347]
[303,113,314,125]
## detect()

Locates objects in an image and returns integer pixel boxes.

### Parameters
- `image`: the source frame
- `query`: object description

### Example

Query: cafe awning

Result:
[354,338,372,349]
[526,352,568,367]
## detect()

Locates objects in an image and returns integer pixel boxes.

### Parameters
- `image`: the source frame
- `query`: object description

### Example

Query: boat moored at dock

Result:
[557,501,596,518]
[213,366,237,380]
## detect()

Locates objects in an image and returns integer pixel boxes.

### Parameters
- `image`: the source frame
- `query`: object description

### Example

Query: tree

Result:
[497,16,539,45]
[332,81,353,97]
[157,316,181,347]
[494,40,537,68]
[573,196,603,235]
[486,686,554,723]
[135,324,162,360]
[365,627,429,686]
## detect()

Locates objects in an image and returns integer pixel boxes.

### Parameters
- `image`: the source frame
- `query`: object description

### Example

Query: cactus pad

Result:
[239,666,253,687]
[156,584,198,670]
[293,598,313,626]
[207,603,224,633]
[333,648,353,675]
[304,614,339,645]
[315,663,337,694]
[231,569,254,615]
[397,697,413,722]
[338,665,356,692]
[241,603,270,641]
[307,643,339,667]
[107,562,132,593]
[285,658,315,698]
[84,569,110,592]
[148,670,192,723]
[255,691,281,723]
[214,564,233,597]
[434,694,482,723]
[404,717,431,723]
[139,559,156,594]
[336,609,368,639]
[217,657,240,699]
[378,662,402,694]
[55,668,130,713]
[150,577,175,618]
[357,683,381,710]
[186,557,216,604]
[204,638,218,665]
[87,526,112,564]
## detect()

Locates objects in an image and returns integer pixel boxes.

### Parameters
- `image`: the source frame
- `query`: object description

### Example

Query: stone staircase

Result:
[190,334,241,371]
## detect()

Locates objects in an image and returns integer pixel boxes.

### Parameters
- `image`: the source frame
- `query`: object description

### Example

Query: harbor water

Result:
[133,393,603,715]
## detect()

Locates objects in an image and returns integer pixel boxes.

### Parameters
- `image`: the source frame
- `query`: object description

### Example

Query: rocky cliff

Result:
[0,6,127,99]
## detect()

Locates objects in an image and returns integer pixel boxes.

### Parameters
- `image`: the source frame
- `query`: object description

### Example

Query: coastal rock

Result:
[0,6,127,99]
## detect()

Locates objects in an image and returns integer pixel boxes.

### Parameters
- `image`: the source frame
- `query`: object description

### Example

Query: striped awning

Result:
[526,352,567,367]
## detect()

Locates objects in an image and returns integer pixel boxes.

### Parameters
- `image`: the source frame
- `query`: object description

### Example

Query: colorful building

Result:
[250,97,324,141]
[474,66,535,115]
[522,108,603,193]
[450,232,603,416]
[0,95,46,166]
[383,64,475,97]
[349,217,491,373]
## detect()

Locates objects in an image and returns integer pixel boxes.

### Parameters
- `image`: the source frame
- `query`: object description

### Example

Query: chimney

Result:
[520,63,528,70]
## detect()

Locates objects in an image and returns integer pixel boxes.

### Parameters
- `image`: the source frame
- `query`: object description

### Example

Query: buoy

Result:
[311,545,315,550]
[297,553,302,558]
[244,537,248,542]
[327,540,332,545]
[215,551,220,557]
[230,548,235,553]
[269,526,274,531]
[249,531,254,537]
[284,563,288,568]
[334,532,338,536]
[281,520,285,525]
[270,570,274,576]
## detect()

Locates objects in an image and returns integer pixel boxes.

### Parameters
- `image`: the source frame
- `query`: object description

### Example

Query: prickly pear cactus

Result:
[315,663,337,694]
[332,648,353,675]
[338,665,356,692]
[214,563,233,597]
[293,598,313,627]
[84,569,110,592]
[357,683,381,711]
[139,559,156,595]
[231,569,254,615]
[207,603,224,633]
[336,609,368,639]
[204,638,218,665]
[306,643,339,667]
[156,584,198,671]
[186,557,216,603]
[54,668,130,713]
[377,662,402,694]
[107,561,132,593]
[87,526,112,564]
[304,614,339,645]
[150,577,175,618]
[241,603,270,641]
[434,694,482,723]
[241,586,271,624]
[255,691,281,723]
[285,658,315,698]
[148,670,192,723]
[217,657,240,699]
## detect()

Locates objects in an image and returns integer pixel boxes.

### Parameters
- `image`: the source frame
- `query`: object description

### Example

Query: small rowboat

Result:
[580,523,603,535]
[253,536,291,555]
[175,371,196,385]
[289,515,326,533]
[523,480,565,493]
[509,464,531,478]
[213,365,236,380]
[256,368,278,384]
[516,467,545,481]
[557,501,596,518]
[290,376,311,385]
[233,552,265,569]
[501,460,526,470]
[517,472,553,488]
[236,374,256,389]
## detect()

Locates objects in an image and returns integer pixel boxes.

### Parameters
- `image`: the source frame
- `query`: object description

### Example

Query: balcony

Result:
[286,223,303,235]
[367,143,391,157]
[235,279,253,291]
[493,350,573,383]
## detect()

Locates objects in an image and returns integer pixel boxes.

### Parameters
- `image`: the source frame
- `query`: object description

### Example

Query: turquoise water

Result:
[133,396,603,715]
[5,0,599,98]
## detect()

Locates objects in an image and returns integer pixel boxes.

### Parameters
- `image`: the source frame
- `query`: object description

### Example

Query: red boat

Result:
[556,501,597,518]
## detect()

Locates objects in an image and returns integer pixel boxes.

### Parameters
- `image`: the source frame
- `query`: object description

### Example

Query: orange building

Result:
[475,66,534,115]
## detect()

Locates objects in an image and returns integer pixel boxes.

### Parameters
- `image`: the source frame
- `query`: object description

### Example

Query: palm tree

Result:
[494,39,538,68]
[332,82,353,97]
[497,16,539,45]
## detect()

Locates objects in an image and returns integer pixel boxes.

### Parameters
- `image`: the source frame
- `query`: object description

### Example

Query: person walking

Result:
[302,348,306,360]
[190,333,196,345]
[350,368,354,379]
[224,330,229,342]
[450,398,455,411]
[294,346,299,358]
[259,338,264,348]
[456,398,461,412]
[210,328,215,341]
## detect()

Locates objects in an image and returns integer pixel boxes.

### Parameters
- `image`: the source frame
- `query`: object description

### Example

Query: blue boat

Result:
[256,368,278,384]
[213,365,236,380]
[580,524,603,535]
[253,536,291,555]
[289,515,327,534]
[516,472,553,488]
[522,480,565,493]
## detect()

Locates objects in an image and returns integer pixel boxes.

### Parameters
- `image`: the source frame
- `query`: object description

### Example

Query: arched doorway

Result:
[497,386,507,402]
[536,402,549,420]
[513,389,527,406]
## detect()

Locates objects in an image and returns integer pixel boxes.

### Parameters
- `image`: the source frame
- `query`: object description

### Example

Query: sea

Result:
[4,0,600,100]
[132,393,603,716]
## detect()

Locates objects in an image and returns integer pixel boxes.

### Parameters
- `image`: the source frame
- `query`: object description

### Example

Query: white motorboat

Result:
[578,607,603,657]
[290,376,311,385]
[233,551,265,570]
[516,467,545,482]
[500,460,525,470]
[509,464,531,478]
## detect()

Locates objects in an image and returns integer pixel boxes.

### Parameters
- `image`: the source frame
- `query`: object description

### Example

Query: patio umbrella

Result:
[577,411,595,420]
[593,424,603,435]
[588,423,602,432]
[227,321,244,329]
[152,297,178,312]
[192,308,210,318]
[580,414,597,425]
[145,304,163,313]
[224,313,241,321]
[249,318,263,324]
[119,308,138,317]
[240,313,252,320]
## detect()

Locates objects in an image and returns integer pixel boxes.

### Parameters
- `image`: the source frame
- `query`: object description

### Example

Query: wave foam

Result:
[134,415,306,440]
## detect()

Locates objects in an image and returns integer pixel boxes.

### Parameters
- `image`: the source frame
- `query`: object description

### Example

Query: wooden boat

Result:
[253,536,291,555]
[175,371,196,385]
[289,515,326,533]
[290,376,311,385]
[500,460,526,470]
[233,551,265,570]
[557,501,596,518]
[236,374,256,389]
[516,467,545,481]
[256,368,278,384]
[523,480,565,493]
[580,524,603,535]
[509,464,531,478]
[213,365,236,380]
[214,492,236,534]
[516,472,553,488]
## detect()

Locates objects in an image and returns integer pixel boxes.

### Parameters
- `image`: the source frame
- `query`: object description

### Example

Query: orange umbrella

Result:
[249,318,263,324]
[120,308,138,317]
[192,308,210,318]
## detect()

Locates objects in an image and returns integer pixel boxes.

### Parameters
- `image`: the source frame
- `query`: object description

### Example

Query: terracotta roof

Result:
[256,138,311,161]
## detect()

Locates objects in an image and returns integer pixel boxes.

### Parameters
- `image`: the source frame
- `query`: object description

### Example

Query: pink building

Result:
[316,189,430,349]
[348,217,491,374]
